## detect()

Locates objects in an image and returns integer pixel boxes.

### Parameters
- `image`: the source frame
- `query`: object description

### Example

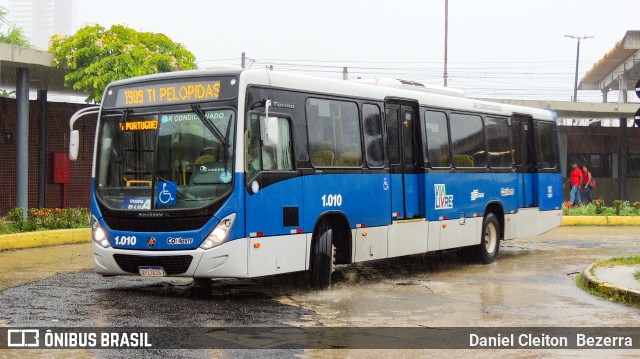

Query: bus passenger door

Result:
[386,102,421,219]
[512,114,537,207]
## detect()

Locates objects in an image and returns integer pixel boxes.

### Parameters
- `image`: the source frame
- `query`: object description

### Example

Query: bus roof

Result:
[104,67,555,121]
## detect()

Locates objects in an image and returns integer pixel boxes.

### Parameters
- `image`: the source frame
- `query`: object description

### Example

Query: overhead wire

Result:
[197,56,624,101]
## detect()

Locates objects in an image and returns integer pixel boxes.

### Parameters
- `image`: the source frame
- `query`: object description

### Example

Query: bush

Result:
[1,207,90,233]
[563,199,640,216]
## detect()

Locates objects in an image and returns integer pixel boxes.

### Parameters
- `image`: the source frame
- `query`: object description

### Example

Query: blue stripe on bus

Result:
[92,169,562,251]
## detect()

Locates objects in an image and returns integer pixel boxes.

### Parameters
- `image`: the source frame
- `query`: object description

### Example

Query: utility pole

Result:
[443,0,448,87]
[564,35,593,102]
[241,52,246,69]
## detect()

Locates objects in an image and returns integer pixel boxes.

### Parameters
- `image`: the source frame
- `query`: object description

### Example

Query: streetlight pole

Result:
[564,35,593,102]
[443,0,448,87]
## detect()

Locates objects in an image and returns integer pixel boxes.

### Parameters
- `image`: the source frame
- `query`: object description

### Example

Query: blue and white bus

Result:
[69,68,562,289]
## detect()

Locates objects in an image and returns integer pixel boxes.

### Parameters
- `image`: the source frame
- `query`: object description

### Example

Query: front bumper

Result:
[93,237,249,278]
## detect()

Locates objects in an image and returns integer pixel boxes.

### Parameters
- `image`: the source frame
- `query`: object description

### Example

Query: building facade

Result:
[4,0,73,50]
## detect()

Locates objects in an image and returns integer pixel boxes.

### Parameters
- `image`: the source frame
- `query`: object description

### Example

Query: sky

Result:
[7,0,640,102]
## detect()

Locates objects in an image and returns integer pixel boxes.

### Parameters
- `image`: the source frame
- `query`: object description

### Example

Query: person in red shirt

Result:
[564,162,583,206]
[581,165,593,203]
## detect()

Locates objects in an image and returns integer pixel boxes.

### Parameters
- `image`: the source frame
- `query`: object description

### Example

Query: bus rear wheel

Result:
[474,213,500,264]
[309,221,334,290]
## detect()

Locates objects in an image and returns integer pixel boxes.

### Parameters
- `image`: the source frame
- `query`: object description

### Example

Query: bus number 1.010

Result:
[115,235,137,246]
[322,194,343,207]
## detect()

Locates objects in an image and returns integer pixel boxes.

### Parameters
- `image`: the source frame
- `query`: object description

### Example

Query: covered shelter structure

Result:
[579,30,640,103]
[0,43,91,215]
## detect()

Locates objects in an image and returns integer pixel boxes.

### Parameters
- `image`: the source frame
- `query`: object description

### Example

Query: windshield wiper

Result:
[191,105,228,146]
[191,104,233,172]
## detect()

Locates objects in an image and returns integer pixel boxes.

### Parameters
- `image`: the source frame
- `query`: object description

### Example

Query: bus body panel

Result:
[247,233,308,276]
[245,176,304,237]
[536,172,563,211]
[386,219,428,258]
[354,225,388,261]
[302,173,391,230]
[390,173,404,218]
[519,173,536,208]
[422,173,519,222]
[439,217,482,250]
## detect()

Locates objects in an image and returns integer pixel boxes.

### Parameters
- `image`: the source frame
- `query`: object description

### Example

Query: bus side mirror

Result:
[260,116,279,146]
[69,130,79,161]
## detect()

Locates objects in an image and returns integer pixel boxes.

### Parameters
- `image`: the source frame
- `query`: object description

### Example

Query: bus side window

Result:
[535,121,558,170]
[246,113,294,180]
[450,113,486,168]
[307,98,362,167]
[485,117,512,168]
[363,104,384,168]
[424,110,450,168]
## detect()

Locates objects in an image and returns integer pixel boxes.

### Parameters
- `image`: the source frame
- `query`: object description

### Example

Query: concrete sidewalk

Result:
[582,263,640,302]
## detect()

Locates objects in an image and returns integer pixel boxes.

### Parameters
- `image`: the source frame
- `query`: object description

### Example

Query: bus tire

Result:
[309,222,334,290]
[475,213,501,264]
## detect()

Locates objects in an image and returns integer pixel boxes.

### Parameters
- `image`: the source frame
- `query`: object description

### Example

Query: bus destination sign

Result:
[119,119,158,131]
[113,80,221,108]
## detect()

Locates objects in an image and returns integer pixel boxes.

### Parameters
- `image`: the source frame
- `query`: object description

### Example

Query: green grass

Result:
[591,255,640,270]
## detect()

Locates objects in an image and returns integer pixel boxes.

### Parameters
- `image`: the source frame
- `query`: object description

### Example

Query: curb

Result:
[563,216,640,226]
[581,263,640,301]
[0,228,91,251]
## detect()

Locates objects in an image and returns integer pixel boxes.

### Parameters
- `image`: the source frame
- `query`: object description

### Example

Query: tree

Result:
[49,24,197,103]
[0,6,30,47]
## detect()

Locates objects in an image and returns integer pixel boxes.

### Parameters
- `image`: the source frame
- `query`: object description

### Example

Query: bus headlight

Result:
[200,213,236,250]
[91,214,110,248]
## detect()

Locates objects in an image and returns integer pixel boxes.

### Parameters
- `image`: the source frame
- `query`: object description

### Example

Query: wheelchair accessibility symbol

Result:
[157,181,177,206]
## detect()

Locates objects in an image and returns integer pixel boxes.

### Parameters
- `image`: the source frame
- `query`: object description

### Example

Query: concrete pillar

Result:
[16,68,30,217]
[601,88,608,103]
[619,118,627,201]
[38,90,47,208]
[618,75,628,103]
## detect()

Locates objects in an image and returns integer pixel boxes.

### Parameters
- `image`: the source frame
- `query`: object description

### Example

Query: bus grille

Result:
[113,254,193,275]
[103,216,210,232]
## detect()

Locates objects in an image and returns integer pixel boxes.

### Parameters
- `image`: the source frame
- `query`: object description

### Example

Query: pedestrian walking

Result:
[564,162,583,206]
[581,165,594,204]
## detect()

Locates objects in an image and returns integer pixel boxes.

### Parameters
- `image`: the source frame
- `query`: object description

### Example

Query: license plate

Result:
[138,266,165,277]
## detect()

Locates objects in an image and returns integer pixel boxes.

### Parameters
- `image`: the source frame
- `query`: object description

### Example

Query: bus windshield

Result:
[95,107,235,210]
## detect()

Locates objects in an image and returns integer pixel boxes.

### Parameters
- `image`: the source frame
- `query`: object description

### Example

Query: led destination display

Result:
[114,80,221,107]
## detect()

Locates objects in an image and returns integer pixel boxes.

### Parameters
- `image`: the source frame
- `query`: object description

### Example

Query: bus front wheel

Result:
[309,221,334,290]
[475,213,501,264]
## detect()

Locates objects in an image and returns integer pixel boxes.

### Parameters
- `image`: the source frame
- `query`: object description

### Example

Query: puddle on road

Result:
[279,228,640,328]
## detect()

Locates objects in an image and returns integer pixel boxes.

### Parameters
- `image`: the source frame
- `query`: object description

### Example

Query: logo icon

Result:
[156,181,177,206]
[7,329,39,347]
[147,237,156,247]
[434,184,454,209]
[547,185,553,198]
[470,189,485,201]
[500,187,515,196]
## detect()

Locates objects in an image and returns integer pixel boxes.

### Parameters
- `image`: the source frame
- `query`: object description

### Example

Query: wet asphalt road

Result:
[1,226,639,358]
